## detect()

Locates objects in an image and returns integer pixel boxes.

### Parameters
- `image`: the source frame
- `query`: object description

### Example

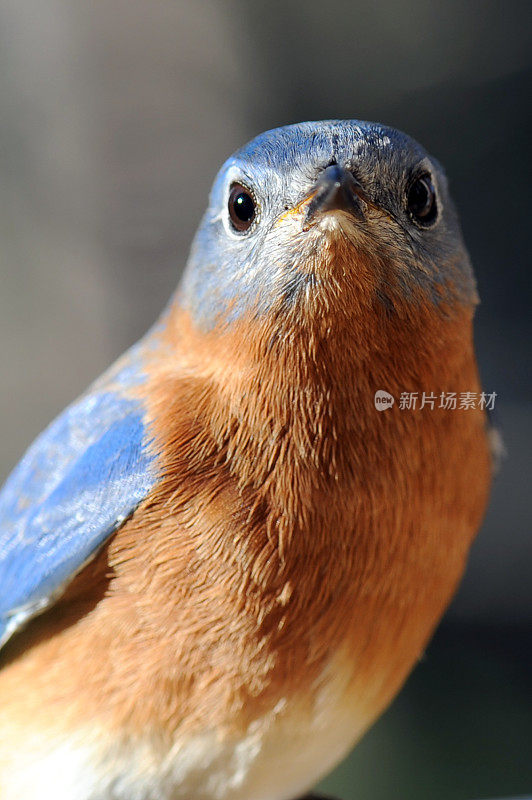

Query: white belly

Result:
[1,657,368,800]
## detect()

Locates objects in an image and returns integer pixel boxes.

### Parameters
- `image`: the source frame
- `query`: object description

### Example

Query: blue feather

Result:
[0,351,158,649]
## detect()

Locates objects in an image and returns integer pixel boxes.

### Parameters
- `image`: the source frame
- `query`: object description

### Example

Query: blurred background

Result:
[0,1,530,797]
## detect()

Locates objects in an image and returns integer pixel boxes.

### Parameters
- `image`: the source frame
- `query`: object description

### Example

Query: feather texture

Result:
[0,348,158,647]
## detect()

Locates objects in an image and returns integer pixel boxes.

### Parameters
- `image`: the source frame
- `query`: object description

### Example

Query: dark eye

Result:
[407,174,437,225]
[228,183,256,232]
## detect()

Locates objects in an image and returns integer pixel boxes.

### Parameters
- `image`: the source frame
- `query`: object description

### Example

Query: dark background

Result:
[0,2,530,798]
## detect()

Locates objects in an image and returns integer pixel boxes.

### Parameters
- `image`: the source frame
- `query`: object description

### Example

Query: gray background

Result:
[0,2,530,798]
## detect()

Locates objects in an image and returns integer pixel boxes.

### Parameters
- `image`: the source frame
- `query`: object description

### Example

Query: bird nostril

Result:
[321,164,344,184]
[304,164,366,225]
[320,165,359,194]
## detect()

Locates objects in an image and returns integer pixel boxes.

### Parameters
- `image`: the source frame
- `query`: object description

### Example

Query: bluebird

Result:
[0,121,493,800]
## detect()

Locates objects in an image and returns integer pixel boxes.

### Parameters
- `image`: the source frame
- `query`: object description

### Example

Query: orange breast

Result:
[0,291,492,760]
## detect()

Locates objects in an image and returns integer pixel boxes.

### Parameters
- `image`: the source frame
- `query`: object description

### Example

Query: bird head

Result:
[179,120,476,340]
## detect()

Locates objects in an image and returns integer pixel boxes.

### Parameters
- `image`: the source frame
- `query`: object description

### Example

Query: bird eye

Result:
[407,174,437,225]
[228,183,256,232]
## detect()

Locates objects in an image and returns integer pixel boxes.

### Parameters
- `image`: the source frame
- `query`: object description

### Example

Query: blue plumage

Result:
[0,351,158,649]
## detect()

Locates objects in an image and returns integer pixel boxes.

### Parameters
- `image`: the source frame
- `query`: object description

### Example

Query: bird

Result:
[0,120,493,800]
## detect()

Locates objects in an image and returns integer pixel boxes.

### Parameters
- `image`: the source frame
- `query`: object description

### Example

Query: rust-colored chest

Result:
[0,301,492,747]
[90,300,491,735]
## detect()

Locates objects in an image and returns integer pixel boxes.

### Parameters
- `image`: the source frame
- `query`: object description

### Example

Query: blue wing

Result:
[0,344,159,649]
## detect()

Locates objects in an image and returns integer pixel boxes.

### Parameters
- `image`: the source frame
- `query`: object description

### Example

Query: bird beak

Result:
[304,165,369,228]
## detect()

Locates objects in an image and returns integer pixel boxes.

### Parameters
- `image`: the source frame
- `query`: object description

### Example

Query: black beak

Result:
[304,164,367,226]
